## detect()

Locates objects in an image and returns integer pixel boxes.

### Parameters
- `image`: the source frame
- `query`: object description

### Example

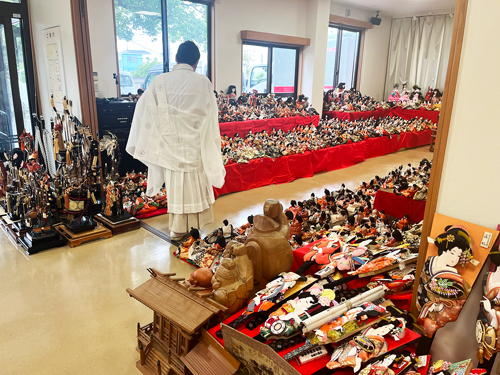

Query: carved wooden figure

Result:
[245,199,294,285]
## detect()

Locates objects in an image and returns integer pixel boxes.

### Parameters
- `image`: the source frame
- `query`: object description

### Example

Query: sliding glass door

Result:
[324,26,361,91]
[0,0,36,149]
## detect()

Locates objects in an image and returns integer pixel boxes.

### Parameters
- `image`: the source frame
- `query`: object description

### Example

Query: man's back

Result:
[154,63,213,116]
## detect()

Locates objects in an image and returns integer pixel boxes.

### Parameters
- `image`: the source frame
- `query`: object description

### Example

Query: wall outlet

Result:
[94,82,99,92]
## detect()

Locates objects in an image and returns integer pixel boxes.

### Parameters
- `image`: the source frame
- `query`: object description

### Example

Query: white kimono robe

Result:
[126,63,225,232]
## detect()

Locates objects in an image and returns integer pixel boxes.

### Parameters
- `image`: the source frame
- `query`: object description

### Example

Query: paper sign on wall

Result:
[42,26,66,112]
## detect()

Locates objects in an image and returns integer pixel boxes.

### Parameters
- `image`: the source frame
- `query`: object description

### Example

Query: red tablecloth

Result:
[208,310,419,375]
[373,190,426,223]
[219,115,320,137]
[397,129,432,149]
[324,108,439,123]
[216,131,426,196]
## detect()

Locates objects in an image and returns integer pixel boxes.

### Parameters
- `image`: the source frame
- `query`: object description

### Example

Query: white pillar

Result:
[302,0,330,114]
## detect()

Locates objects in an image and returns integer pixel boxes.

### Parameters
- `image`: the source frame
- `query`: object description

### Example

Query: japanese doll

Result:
[416,225,473,337]
[387,84,400,102]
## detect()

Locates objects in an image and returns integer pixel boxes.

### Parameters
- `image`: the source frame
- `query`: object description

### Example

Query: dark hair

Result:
[176,41,200,66]
[435,226,471,256]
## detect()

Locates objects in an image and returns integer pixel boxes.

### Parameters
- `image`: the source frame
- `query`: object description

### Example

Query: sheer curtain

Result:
[384,15,454,100]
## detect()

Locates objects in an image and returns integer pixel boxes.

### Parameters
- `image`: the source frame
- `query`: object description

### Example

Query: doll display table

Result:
[323,108,439,124]
[373,190,427,224]
[207,239,420,375]
[216,131,431,196]
[219,115,320,137]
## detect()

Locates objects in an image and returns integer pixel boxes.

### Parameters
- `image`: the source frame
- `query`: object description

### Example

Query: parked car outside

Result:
[120,71,135,96]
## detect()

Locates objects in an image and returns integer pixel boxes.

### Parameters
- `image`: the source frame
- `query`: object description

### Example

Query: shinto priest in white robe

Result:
[126,63,226,233]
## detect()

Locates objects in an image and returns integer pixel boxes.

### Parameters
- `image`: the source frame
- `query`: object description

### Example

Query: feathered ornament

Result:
[99,132,118,157]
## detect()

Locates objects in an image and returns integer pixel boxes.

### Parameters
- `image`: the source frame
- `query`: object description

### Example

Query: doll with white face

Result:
[416,225,474,337]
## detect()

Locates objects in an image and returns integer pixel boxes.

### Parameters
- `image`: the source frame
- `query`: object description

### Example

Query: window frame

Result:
[162,0,213,81]
[242,40,300,99]
[0,0,36,138]
[326,25,362,91]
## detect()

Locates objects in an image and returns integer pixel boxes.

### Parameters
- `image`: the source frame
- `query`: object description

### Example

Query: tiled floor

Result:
[0,146,432,375]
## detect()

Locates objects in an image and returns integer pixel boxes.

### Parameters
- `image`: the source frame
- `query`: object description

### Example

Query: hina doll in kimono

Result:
[126,41,226,240]
[416,225,473,337]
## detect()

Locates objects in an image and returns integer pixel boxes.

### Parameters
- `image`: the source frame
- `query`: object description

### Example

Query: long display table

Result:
[206,238,418,375]
[323,107,439,123]
[216,130,432,196]
[373,190,426,223]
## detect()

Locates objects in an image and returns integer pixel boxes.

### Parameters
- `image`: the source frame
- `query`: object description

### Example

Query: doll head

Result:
[190,227,200,240]
[285,210,294,221]
[434,226,472,267]
[227,85,237,95]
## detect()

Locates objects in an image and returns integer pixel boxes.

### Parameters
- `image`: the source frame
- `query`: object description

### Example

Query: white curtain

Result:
[384,15,454,100]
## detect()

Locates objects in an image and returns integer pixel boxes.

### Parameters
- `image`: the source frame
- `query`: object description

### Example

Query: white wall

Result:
[330,2,392,101]
[30,0,81,120]
[214,0,307,94]
[87,0,119,98]
[430,0,500,367]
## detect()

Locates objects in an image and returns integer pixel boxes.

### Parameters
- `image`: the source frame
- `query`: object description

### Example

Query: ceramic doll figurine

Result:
[416,225,474,337]
[335,82,345,98]
[432,88,443,105]
[425,86,434,101]
[476,248,500,363]
[399,82,410,103]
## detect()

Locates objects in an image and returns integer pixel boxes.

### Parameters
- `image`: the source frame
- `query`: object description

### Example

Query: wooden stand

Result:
[429,128,437,151]
[95,213,141,236]
[0,215,20,241]
[55,222,112,247]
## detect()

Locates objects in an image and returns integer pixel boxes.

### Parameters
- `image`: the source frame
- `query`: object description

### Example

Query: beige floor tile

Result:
[0,146,431,374]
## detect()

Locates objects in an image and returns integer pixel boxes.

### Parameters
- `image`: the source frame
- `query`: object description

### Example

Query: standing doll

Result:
[227,85,237,105]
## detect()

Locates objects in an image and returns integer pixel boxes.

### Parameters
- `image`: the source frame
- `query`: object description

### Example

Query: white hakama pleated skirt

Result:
[165,169,215,233]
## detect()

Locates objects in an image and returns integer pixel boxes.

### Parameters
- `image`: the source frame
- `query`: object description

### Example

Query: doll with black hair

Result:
[416,225,474,337]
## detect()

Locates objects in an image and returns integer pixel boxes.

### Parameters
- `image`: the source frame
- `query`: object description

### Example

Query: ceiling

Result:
[332,0,456,17]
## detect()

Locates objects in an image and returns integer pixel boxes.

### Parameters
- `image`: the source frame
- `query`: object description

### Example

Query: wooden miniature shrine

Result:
[126,268,236,375]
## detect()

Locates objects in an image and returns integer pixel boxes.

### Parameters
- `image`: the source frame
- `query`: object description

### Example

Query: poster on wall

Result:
[415,213,499,338]
[42,26,66,112]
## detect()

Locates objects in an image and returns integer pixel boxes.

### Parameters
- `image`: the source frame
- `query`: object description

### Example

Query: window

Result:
[0,0,36,149]
[114,0,212,97]
[242,42,299,97]
[324,26,361,91]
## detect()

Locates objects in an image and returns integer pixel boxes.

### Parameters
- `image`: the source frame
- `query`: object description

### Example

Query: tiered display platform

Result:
[216,129,433,196]
[55,222,112,248]
[95,213,141,235]
[373,190,427,223]
[323,107,439,123]
[219,115,320,137]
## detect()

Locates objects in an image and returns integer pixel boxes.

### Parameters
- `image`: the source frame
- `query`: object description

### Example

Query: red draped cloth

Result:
[216,131,427,196]
[373,190,426,223]
[206,238,418,374]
